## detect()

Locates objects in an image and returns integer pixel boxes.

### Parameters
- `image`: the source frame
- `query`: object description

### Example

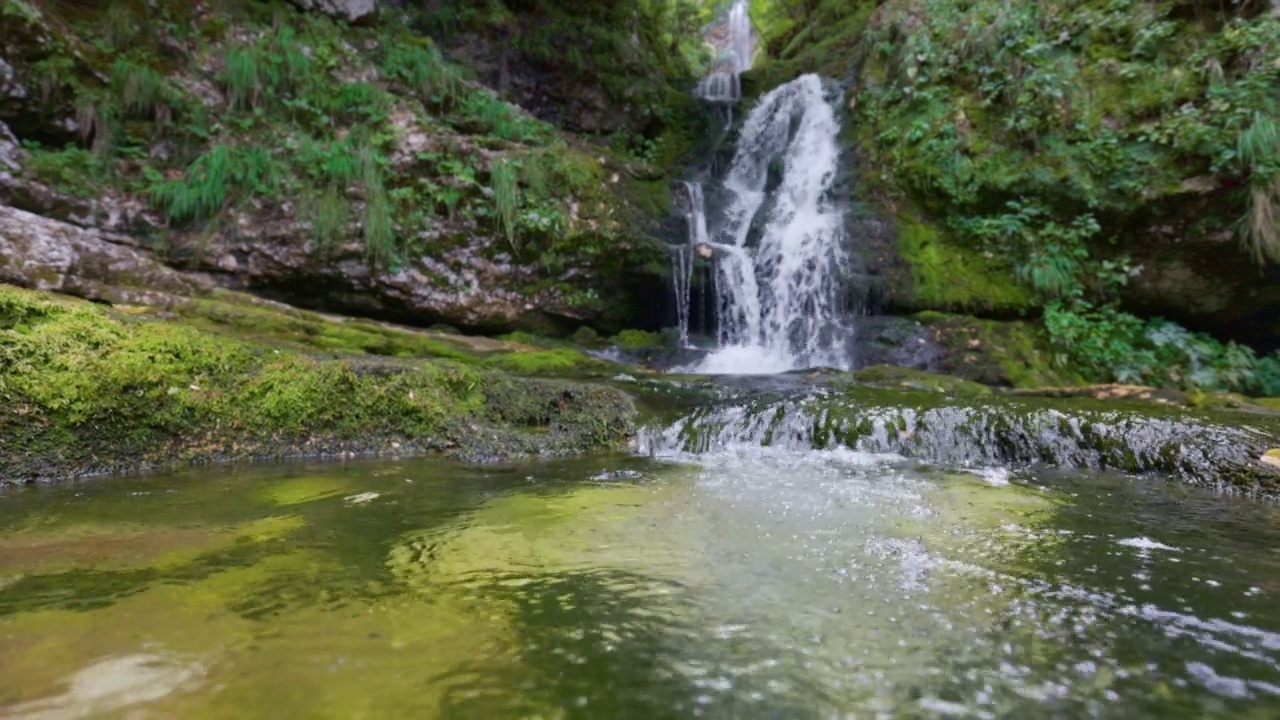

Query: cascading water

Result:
[671,181,708,347]
[688,74,853,374]
[694,0,754,104]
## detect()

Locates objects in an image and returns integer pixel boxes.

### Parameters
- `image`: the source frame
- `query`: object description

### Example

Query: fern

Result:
[491,158,521,255]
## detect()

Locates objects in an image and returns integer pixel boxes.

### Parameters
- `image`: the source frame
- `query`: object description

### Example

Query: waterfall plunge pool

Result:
[0,449,1277,718]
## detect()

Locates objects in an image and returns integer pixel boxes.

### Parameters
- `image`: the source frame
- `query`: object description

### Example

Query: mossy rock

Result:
[895,216,1036,315]
[612,329,665,350]
[914,312,1081,389]
[0,285,636,484]
[570,326,602,347]
[850,365,992,397]
[165,293,481,362]
[484,348,597,374]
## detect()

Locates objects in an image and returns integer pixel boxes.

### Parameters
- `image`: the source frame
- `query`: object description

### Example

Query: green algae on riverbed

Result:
[0,285,636,484]
[1,455,1278,718]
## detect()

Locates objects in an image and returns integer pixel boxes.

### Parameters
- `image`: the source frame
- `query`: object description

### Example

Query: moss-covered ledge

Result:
[0,285,636,485]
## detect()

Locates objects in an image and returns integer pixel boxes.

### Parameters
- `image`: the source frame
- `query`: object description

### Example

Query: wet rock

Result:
[1003,384,1189,405]
[167,209,579,333]
[849,364,991,397]
[286,0,377,23]
[0,1,103,143]
[0,205,208,306]
[851,316,943,370]
[642,387,1280,498]
[0,119,19,173]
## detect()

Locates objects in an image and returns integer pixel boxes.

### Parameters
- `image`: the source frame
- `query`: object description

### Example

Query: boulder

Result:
[286,0,377,23]
[0,204,208,307]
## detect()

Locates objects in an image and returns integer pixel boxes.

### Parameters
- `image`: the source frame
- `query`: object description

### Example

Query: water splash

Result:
[690,75,853,374]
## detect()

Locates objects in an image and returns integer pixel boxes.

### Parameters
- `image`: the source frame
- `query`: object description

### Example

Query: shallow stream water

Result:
[1,451,1278,718]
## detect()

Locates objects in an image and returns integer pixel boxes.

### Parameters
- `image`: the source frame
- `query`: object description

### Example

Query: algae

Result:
[0,285,637,484]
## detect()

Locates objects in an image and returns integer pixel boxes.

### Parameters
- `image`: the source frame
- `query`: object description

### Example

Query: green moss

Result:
[612,329,663,350]
[851,365,992,396]
[169,293,479,362]
[485,348,596,374]
[495,331,551,347]
[0,285,636,484]
[897,217,1035,315]
[749,0,878,95]
[914,312,1082,389]
[569,326,601,346]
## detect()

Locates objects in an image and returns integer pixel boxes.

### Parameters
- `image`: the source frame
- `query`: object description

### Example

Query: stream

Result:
[1,446,1278,718]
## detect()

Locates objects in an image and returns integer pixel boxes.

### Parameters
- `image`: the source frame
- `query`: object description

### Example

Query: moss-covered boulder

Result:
[0,285,636,484]
[912,312,1082,388]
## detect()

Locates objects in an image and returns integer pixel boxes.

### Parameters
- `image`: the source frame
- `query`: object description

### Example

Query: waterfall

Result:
[693,0,754,105]
[671,181,708,347]
[690,74,853,374]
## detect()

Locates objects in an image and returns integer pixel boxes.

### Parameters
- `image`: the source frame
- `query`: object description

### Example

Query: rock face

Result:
[167,211,586,334]
[1118,228,1280,353]
[0,205,209,307]
[0,120,18,173]
[286,0,377,23]
[0,1,95,143]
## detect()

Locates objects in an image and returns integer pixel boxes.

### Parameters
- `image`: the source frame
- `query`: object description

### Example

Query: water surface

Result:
[0,452,1278,718]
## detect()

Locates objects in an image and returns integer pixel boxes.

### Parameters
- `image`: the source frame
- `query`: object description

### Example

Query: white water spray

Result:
[690,74,853,374]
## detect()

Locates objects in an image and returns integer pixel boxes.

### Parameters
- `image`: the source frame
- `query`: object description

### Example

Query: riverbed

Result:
[1,449,1277,718]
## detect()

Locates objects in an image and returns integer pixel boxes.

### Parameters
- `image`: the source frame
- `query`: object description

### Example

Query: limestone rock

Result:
[286,0,377,23]
[0,204,208,307]
[0,120,19,173]
[168,208,579,333]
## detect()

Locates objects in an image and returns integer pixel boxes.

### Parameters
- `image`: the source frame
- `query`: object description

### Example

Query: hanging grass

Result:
[1237,112,1280,264]
[490,158,521,256]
